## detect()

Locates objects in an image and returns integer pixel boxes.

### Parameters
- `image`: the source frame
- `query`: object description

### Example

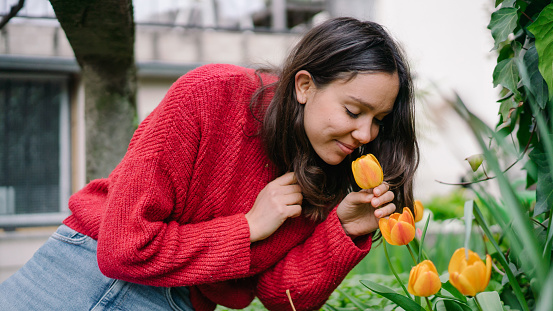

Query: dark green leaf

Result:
[493,58,520,95]
[441,281,467,303]
[519,44,549,109]
[488,8,518,50]
[529,145,553,216]
[527,4,553,100]
[522,158,538,189]
[360,280,424,311]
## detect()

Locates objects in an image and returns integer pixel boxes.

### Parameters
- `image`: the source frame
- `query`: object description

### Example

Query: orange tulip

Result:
[352,154,383,189]
[408,260,442,297]
[414,200,424,223]
[378,207,415,245]
[448,248,492,296]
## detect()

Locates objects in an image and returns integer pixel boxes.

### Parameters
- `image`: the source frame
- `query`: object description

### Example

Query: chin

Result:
[321,155,346,166]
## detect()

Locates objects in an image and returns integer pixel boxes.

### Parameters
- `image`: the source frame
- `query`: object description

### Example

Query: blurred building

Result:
[1,0,498,283]
[0,0,378,282]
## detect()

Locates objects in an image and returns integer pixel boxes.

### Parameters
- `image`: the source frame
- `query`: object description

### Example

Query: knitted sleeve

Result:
[95,65,252,287]
[255,208,373,311]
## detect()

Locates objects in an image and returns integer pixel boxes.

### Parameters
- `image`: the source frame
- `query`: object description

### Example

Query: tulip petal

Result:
[408,260,441,297]
[390,221,415,245]
[485,254,492,287]
[462,261,488,293]
[450,272,477,296]
[398,207,415,226]
[421,260,439,274]
[413,271,441,297]
[448,248,468,275]
[414,200,424,223]
[379,218,393,245]
[351,154,383,189]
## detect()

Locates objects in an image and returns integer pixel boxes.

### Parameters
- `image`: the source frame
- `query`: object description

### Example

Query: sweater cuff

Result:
[326,208,373,255]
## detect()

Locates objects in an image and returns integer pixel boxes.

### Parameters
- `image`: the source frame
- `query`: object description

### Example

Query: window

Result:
[0,74,71,228]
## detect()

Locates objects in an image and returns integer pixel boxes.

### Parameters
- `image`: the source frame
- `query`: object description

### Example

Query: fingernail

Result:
[375,211,382,218]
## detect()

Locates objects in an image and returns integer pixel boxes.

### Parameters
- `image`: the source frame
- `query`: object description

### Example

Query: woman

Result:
[0,17,418,310]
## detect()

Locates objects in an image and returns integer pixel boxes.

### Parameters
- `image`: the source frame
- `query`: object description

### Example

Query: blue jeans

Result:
[0,225,195,310]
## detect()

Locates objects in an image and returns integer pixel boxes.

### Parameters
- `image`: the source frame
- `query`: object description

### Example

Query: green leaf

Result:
[464,200,474,257]
[536,268,553,311]
[493,58,520,95]
[418,213,431,263]
[441,281,468,303]
[488,8,518,50]
[360,280,424,311]
[498,97,518,124]
[465,154,485,172]
[527,3,553,100]
[529,146,553,216]
[523,158,537,188]
[475,291,503,311]
[472,203,530,311]
[519,44,549,109]
[335,288,370,310]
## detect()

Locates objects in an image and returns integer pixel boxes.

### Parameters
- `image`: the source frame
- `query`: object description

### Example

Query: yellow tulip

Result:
[414,200,424,223]
[378,207,415,245]
[352,154,383,189]
[408,260,442,297]
[448,248,492,296]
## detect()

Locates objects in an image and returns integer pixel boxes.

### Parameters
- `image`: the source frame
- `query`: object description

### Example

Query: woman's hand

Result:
[245,172,303,242]
[336,183,396,239]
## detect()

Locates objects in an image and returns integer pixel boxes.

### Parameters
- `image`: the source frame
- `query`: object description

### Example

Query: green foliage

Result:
[527,4,553,100]
[423,189,468,221]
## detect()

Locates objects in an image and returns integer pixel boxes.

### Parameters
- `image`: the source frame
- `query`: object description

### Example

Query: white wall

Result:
[374,0,500,200]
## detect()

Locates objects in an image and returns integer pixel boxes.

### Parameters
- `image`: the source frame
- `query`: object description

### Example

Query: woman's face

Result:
[295,71,400,165]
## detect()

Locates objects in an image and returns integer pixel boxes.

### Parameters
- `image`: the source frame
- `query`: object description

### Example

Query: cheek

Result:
[371,125,381,140]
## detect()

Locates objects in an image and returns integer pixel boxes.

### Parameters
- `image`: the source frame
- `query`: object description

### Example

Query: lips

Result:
[336,140,357,155]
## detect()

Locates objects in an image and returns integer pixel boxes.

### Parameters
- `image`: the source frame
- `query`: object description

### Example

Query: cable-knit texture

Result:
[63,64,373,311]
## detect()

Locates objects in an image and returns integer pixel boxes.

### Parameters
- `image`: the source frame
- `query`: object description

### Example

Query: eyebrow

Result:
[348,95,394,115]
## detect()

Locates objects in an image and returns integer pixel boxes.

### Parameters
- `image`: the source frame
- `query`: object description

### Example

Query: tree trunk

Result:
[49,0,136,181]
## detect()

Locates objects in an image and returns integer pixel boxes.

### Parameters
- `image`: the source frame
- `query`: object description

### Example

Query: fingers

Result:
[283,192,303,206]
[287,204,302,218]
[372,182,389,197]
[276,171,297,185]
[371,189,394,208]
[375,203,396,218]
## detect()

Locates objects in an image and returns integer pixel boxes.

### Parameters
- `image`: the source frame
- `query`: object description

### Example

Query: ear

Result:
[294,70,313,104]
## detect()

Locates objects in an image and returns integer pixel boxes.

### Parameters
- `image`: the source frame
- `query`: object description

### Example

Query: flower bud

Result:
[414,200,424,223]
[378,207,415,246]
[448,248,492,296]
[352,154,383,189]
[408,260,442,297]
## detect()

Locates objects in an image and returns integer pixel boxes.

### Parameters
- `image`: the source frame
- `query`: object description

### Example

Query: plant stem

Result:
[425,297,433,311]
[406,244,418,264]
[383,242,411,298]
[474,295,484,311]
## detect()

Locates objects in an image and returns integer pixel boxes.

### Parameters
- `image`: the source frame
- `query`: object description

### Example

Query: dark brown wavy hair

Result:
[252,17,419,222]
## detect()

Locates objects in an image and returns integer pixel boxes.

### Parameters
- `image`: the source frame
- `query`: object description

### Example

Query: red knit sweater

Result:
[64,64,372,311]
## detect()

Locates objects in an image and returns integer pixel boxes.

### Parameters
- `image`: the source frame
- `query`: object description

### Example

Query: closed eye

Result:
[345,107,360,119]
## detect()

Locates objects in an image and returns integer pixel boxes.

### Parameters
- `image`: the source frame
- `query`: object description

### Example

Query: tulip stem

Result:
[424,297,433,311]
[406,244,417,264]
[474,295,484,311]
[383,242,411,299]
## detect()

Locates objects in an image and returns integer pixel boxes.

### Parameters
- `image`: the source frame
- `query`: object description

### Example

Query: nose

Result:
[352,121,373,145]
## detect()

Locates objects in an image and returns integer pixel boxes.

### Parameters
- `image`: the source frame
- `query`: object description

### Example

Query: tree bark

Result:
[49,0,137,181]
